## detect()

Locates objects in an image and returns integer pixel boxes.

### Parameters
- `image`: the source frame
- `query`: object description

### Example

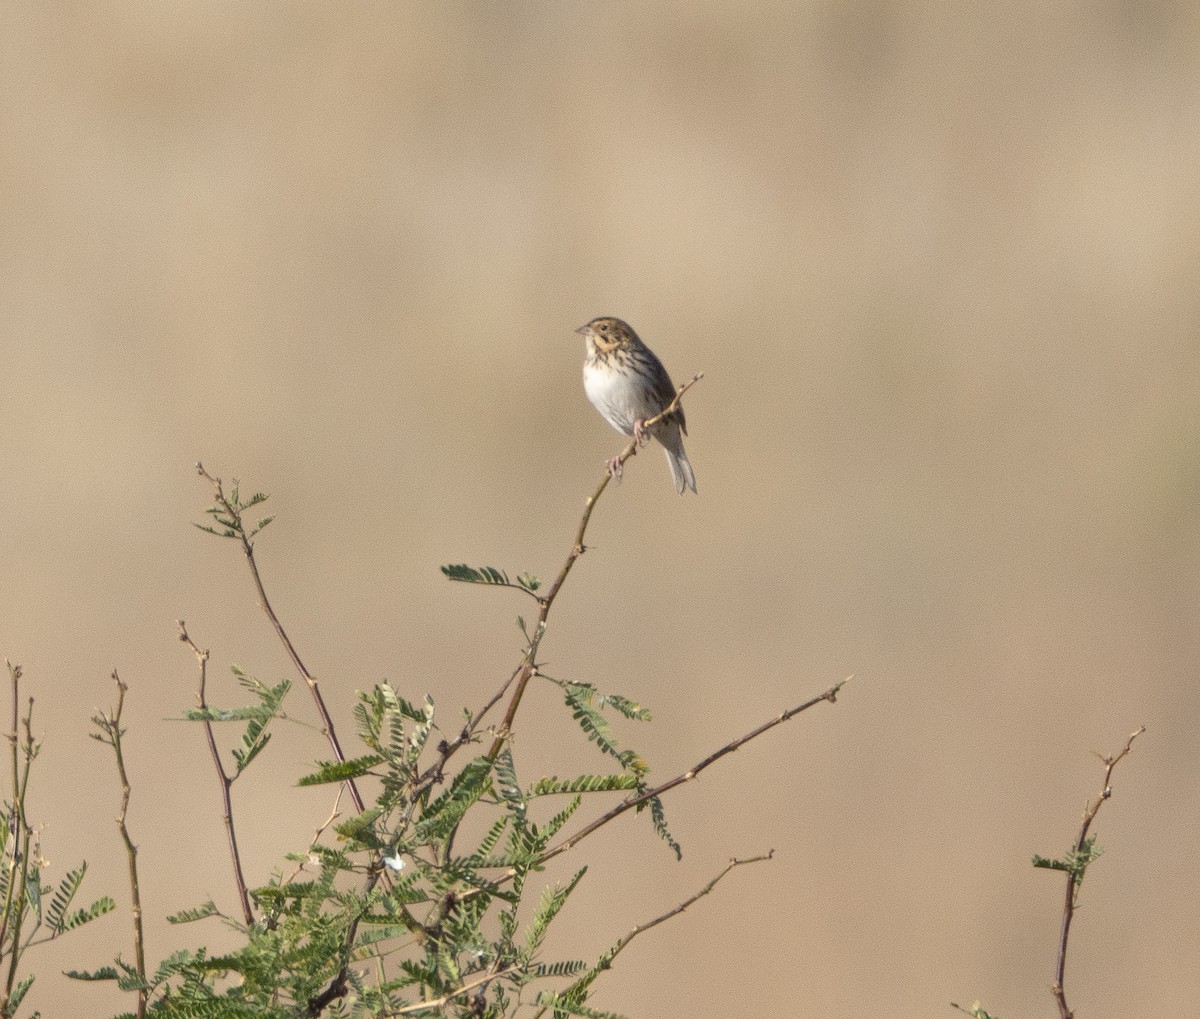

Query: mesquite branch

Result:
[485,372,704,761]
[92,673,148,1019]
[178,621,255,927]
[1051,726,1144,1019]
[196,463,365,815]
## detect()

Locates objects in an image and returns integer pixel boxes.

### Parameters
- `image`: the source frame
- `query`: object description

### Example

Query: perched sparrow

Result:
[575,317,697,495]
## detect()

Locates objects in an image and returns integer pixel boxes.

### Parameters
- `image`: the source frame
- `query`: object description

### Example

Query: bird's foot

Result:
[606,455,624,482]
[633,419,651,446]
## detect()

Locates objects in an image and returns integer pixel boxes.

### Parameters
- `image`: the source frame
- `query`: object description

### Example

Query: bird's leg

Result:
[633,418,651,447]
[606,455,624,482]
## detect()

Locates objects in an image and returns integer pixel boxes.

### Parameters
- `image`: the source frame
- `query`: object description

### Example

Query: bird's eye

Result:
[599,324,608,332]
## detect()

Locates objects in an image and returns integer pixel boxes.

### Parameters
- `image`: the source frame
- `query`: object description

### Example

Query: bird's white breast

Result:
[583,360,638,436]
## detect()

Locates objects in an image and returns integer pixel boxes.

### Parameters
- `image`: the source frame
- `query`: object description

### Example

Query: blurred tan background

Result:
[2,2,1198,1015]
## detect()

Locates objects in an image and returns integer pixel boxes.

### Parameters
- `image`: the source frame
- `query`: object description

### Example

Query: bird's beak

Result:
[575,324,593,336]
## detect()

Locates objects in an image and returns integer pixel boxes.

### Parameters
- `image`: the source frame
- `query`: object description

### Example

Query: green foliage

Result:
[194,481,272,541]
[70,468,795,1017]
[441,564,542,597]
[167,902,219,925]
[554,679,680,858]
[78,662,684,1018]
[1032,836,1102,878]
[298,755,384,787]
[529,775,640,797]
[0,664,115,1019]
[182,669,290,778]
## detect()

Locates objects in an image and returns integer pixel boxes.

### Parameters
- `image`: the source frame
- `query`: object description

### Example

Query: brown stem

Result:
[387,964,520,1017]
[1051,726,1144,1019]
[539,676,848,865]
[196,465,365,814]
[178,621,254,927]
[485,373,704,761]
[0,664,32,1016]
[98,672,148,1019]
[531,852,774,1019]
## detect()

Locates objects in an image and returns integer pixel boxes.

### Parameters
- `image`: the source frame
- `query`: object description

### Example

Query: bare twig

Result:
[531,852,773,1019]
[280,785,344,887]
[195,464,365,814]
[178,621,254,927]
[539,676,849,865]
[0,664,21,975]
[0,663,34,1015]
[93,672,148,1019]
[386,964,519,1016]
[485,373,704,761]
[1051,726,1144,1019]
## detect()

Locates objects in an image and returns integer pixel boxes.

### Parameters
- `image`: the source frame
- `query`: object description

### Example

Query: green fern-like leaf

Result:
[441,563,510,586]
[441,563,542,601]
[334,807,386,849]
[539,795,583,846]
[25,871,41,923]
[494,747,525,811]
[168,901,220,924]
[65,966,121,981]
[593,692,650,721]
[525,867,587,959]
[532,960,588,979]
[1033,837,1101,878]
[6,974,33,1014]
[471,817,512,863]
[535,988,629,1019]
[183,706,272,722]
[46,863,86,933]
[563,686,647,776]
[297,755,384,786]
[56,897,115,933]
[413,756,494,842]
[529,774,640,797]
[646,794,682,860]
[150,948,203,986]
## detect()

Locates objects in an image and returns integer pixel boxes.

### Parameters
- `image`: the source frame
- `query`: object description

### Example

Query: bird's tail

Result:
[661,432,697,495]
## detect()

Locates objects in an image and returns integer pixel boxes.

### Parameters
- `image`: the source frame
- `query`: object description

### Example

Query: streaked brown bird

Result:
[575,317,697,495]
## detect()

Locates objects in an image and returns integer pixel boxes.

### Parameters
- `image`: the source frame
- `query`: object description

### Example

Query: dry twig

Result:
[178,621,255,926]
[1051,726,1144,1019]
[196,463,365,815]
[93,672,148,1019]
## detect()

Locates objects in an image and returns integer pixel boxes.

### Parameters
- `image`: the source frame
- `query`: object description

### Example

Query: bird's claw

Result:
[633,419,651,447]
[606,455,624,482]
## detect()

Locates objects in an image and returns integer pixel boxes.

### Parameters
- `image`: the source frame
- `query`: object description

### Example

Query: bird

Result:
[575,316,697,494]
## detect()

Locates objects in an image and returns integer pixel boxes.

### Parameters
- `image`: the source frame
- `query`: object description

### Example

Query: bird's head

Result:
[575,317,635,353]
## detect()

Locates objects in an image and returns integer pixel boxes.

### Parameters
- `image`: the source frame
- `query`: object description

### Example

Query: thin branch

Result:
[195,464,365,814]
[386,964,519,1017]
[1052,726,1144,1019]
[0,664,33,1017]
[93,672,147,1019]
[532,852,773,1019]
[403,377,706,801]
[178,621,254,927]
[617,850,773,945]
[0,664,21,973]
[540,677,849,865]
[280,785,344,887]
[485,373,704,761]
